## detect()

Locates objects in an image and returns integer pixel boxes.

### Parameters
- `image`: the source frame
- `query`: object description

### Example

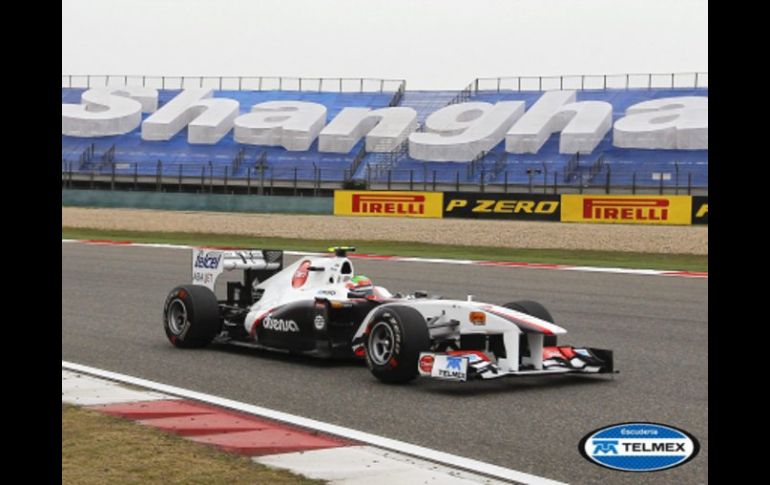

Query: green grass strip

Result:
[62,227,707,272]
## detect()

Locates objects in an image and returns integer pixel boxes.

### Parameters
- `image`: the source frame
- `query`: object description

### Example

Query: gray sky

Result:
[62,0,708,90]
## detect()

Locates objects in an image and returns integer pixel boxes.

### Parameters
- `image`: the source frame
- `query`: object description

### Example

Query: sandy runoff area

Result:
[63,207,707,255]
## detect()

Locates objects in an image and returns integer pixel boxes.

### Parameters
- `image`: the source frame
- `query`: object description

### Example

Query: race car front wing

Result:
[417,347,615,382]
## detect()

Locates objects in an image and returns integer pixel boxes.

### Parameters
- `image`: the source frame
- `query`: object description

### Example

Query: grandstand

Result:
[61,73,707,194]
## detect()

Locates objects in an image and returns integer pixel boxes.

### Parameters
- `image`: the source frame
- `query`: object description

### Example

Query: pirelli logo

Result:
[562,195,692,225]
[583,197,669,221]
[334,191,444,218]
[352,193,426,215]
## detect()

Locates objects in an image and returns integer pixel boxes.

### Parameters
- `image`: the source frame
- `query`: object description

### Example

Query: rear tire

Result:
[163,285,221,348]
[364,305,431,384]
[503,300,558,346]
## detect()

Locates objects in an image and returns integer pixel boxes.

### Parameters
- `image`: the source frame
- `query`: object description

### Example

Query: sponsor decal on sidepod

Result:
[579,422,700,472]
[262,316,300,332]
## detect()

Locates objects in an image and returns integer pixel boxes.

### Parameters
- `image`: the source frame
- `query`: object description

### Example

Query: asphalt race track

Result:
[62,243,708,484]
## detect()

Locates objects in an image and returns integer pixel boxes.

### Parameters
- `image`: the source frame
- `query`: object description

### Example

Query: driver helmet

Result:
[346,275,374,294]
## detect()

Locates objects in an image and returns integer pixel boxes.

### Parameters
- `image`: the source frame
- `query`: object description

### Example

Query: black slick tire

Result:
[364,305,431,384]
[163,285,221,348]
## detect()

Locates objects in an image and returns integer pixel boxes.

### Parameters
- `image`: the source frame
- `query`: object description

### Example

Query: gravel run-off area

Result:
[63,207,707,255]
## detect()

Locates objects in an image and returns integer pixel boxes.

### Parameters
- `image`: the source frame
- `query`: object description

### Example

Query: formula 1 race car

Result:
[163,247,615,383]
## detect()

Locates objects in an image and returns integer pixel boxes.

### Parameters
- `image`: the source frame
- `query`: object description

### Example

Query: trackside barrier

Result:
[331,191,708,225]
[62,190,333,215]
[333,190,444,218]
[61,161,707,195]
[443,193,560,221]
[63,188,707,225]
[560,195,692,225]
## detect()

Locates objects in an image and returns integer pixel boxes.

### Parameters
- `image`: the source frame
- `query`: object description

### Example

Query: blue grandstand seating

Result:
[62,86,708,188]
[62,89,394,182]
[355,88,708,188]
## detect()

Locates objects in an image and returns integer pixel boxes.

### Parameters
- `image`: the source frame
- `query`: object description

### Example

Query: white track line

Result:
[62,361,566,485]
[62,369,176,405]
[61,239,706,278]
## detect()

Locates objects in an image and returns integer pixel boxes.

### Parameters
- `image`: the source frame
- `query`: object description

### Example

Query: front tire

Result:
[364,305,431,384]
[503,300,558,346]
[163,285,221,348]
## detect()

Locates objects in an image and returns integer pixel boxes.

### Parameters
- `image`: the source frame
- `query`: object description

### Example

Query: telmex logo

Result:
[352,194,425,215]
[579,422,700,472]
[583,198,669,221]
[436,356,467,380]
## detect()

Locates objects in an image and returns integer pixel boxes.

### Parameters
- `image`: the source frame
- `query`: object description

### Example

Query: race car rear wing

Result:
[191,248,283,300]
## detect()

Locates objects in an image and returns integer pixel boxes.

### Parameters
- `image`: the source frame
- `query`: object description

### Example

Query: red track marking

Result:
[662,271,709,278]
[89,399,218,419]
[138,413,274,436]
[83,239,133,245]
[478,261,563,269]
[189,428,351,456]
[90,398,354,456]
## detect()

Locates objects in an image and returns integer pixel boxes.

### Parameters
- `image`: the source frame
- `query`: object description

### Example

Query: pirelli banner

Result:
[561,195,692,225]
[334,190,705,225]
[334,190,444,218]
[443,193,561,220]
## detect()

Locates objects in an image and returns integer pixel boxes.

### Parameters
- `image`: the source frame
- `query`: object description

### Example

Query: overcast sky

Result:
[62,0,707,90]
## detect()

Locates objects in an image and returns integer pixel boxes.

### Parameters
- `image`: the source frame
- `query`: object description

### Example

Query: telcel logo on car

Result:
[579,422,700,472]
[194,251,222,269]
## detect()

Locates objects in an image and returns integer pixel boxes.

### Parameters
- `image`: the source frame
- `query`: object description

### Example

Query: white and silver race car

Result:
[163,247,615,383]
